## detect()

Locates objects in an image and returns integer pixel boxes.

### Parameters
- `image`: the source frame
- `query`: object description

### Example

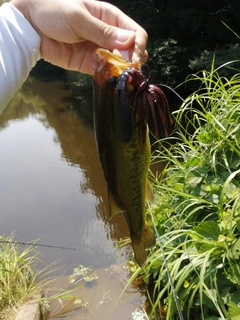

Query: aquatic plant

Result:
[40,264,97,319]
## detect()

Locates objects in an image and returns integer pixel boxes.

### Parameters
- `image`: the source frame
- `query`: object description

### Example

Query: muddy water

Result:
[0,77,150,319]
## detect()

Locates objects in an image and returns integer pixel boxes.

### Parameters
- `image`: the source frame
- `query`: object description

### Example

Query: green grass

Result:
[0,235,41,319]
[128,60,240,320]
[0,236,92,319]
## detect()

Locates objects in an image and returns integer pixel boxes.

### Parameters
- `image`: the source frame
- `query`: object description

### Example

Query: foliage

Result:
[110,0,240,46]
[146,38,184,88]
[141,61,240,319]
[188,44,240,80]
[107,0,240,89]
[0,235,93,320]
[0,235,41,318]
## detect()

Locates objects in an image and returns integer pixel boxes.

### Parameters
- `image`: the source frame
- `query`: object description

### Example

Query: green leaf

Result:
[224,182,239,200]
[230,291,240,305]
[228,301,240,319]
[236,222,240,232]
[194,221,221,240]
[187,175,202,188]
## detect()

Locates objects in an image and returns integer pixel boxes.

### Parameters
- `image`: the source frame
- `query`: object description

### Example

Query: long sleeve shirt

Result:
[0,2,41,114]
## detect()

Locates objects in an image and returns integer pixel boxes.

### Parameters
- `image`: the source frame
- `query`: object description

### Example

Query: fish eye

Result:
[108,76,117,86]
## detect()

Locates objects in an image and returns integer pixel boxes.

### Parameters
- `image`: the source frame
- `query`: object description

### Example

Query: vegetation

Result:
[125,60,240,319]
[0,235,93,319]
[107,0,240,89]
[0,235,41,319]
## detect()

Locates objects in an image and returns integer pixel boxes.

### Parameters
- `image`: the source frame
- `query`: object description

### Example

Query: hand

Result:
[11,0,148,75]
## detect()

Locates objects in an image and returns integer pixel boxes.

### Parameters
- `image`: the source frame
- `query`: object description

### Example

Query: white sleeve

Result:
[0,3,41,114]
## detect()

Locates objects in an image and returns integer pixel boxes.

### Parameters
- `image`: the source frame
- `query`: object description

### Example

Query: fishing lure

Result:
[114,65,172,143]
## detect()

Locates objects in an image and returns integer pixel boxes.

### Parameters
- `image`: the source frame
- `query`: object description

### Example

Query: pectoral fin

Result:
[108,191,123,219]
[146,179,154,203]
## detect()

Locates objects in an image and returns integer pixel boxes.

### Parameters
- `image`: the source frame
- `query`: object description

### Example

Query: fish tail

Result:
[131,238,147,267]
[132,224,156,267]
[142,223,156,249]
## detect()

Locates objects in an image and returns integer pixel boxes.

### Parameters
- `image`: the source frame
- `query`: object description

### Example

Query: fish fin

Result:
[146,179,154,203]
[108,191,122,219]
[131,238,147,267]
[142,223,156,249]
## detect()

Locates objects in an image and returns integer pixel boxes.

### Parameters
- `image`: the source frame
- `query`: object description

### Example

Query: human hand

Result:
[10,0,148,75]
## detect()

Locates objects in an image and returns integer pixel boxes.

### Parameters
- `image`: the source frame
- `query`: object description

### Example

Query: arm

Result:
[0,0,148,114]
[0,3,40,113]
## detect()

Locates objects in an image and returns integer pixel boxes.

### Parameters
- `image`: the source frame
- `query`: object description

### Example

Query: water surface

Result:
[0,77,147,319]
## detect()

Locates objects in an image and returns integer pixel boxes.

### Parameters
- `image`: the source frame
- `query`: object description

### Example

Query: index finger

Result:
[84,0,148,53]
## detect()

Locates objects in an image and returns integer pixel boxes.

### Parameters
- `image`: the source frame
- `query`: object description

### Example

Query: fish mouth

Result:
[95,48,142,78]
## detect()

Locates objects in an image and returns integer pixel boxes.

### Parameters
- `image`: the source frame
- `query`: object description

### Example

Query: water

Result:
[0,77,148,319]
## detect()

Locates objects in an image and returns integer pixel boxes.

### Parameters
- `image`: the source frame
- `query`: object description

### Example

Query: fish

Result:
[93,48,165,267]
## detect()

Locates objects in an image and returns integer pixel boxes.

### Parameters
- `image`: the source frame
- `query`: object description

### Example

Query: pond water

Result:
[0,77,150,319]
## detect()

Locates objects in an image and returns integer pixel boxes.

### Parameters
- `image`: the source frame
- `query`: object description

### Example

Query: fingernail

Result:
[116,30,135,43]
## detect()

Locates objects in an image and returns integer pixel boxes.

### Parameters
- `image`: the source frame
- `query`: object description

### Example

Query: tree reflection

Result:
[0,76,130,246]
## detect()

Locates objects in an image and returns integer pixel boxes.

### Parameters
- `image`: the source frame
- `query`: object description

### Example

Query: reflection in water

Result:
[0,77,131,270]
[0,76,153,319]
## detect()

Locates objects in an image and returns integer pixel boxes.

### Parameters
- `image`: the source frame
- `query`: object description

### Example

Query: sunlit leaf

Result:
[228,301,240,319]
[224,183,239,200]
[187,176,202,188]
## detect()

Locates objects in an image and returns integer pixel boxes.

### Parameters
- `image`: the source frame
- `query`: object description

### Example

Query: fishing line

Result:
[147,202,185,320]
[0,240,80,251]
[158,84,185,102]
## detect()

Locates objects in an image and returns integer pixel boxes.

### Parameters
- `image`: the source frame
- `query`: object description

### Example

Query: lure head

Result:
[94,48,142,85]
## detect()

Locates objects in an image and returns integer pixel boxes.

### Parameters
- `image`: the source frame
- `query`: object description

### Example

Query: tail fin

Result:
[131,238,147,267]
[131,224,156,267]
[142,223,156,249]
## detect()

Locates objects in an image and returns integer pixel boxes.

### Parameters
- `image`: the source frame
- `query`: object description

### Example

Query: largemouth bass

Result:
[93,48,156,267]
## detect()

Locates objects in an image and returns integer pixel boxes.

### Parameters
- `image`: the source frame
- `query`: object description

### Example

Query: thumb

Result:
[97,23,136,50]
[77,15,136,51]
